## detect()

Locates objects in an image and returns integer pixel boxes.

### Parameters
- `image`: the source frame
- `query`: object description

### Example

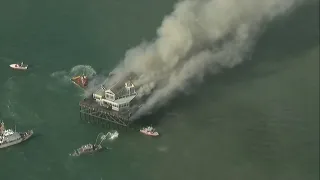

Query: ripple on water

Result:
[49,64,97,93]
[157,146,169,152]
[0,76,45,126]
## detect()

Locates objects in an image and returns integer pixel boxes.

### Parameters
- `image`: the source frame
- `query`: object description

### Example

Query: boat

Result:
[140,126,159,136]
[69,143,103,157]
[0,121,33,149]
[9,62,28,70]
[69,132,109,157]
[71,74,88,88]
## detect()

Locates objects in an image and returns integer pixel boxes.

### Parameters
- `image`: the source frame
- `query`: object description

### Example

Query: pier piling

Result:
[79,98,133,129]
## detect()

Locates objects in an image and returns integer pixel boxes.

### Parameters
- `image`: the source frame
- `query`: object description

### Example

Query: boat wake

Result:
[69,131,119,157]
[0,78,20,118]
[93,131,119,147]
[105,131,119,141]
[0,57,17,64]
[51,65,96,81]
[69,65,96,78]
[6,100,18,118]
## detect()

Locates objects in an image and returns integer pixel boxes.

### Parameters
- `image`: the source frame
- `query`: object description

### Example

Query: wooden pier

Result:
[79,98,134,128]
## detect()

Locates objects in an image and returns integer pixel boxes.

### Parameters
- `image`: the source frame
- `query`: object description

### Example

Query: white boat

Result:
[0,121,33,149]
[10,62,28,70]
[140,126,159,137]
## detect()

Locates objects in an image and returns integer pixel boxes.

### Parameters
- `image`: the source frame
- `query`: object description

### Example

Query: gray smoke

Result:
[101,0,305,119]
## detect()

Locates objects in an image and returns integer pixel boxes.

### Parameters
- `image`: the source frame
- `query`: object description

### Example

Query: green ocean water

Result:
[0,1,318,180]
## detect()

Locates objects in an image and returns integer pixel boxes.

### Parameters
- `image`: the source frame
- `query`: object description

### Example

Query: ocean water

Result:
[0,1,318,180]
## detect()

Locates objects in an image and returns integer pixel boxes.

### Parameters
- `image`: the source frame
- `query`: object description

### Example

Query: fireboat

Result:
[71,74,88,88]
[69,132,111,157]
[69,143,102,157]
[0,121,33,149]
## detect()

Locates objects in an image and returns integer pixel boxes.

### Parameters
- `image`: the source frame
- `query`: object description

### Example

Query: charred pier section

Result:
[79,98,133,129]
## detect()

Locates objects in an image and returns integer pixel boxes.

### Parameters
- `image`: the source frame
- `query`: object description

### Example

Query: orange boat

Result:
[71,75,88,88]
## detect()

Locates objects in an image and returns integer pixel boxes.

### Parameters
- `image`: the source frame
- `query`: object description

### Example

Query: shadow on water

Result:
[133,1,319,125]
[131,109,168,128]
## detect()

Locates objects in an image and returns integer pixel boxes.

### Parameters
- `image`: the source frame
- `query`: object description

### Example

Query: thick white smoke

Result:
[101,0,305,119]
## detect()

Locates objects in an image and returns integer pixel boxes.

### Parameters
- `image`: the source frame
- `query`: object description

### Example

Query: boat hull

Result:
[71,76,88,89]
[140,130,159,136]
[0,130,33,149]
[0,138,23,148]
[9,64,28,70]
[69,145,103,157]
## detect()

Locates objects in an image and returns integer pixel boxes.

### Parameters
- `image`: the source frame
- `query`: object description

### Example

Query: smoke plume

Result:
[98,0,305,119]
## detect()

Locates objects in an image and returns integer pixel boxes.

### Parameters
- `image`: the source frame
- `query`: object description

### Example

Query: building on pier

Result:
[79,73,141,128]
[93,80,137,111]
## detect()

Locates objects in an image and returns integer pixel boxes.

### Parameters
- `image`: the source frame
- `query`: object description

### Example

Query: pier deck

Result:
[79,98,133,127]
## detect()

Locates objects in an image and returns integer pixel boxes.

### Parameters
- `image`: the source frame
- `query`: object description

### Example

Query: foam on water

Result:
[6,100,18,118]
[50,65,97,82]
[69,65,96,78]
[1,77,20,118]
[0,77,40,124]
[50,71,70,81]
[107,131,119,141]
[49,65,97,94]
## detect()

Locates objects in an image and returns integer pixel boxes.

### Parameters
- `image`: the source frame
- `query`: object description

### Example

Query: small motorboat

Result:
[71,74,88,88]
[140,126,159,137]
[9,62,28,70]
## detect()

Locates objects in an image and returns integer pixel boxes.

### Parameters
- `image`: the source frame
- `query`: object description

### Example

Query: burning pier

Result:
[79,98,133,128]
[79,74,140,129]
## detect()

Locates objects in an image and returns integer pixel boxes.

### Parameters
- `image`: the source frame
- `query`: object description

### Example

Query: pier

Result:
[79,74,141,129]
[79,98,134,128]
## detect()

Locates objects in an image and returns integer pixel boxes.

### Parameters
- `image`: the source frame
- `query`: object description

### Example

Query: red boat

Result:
[71,75,88,88]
